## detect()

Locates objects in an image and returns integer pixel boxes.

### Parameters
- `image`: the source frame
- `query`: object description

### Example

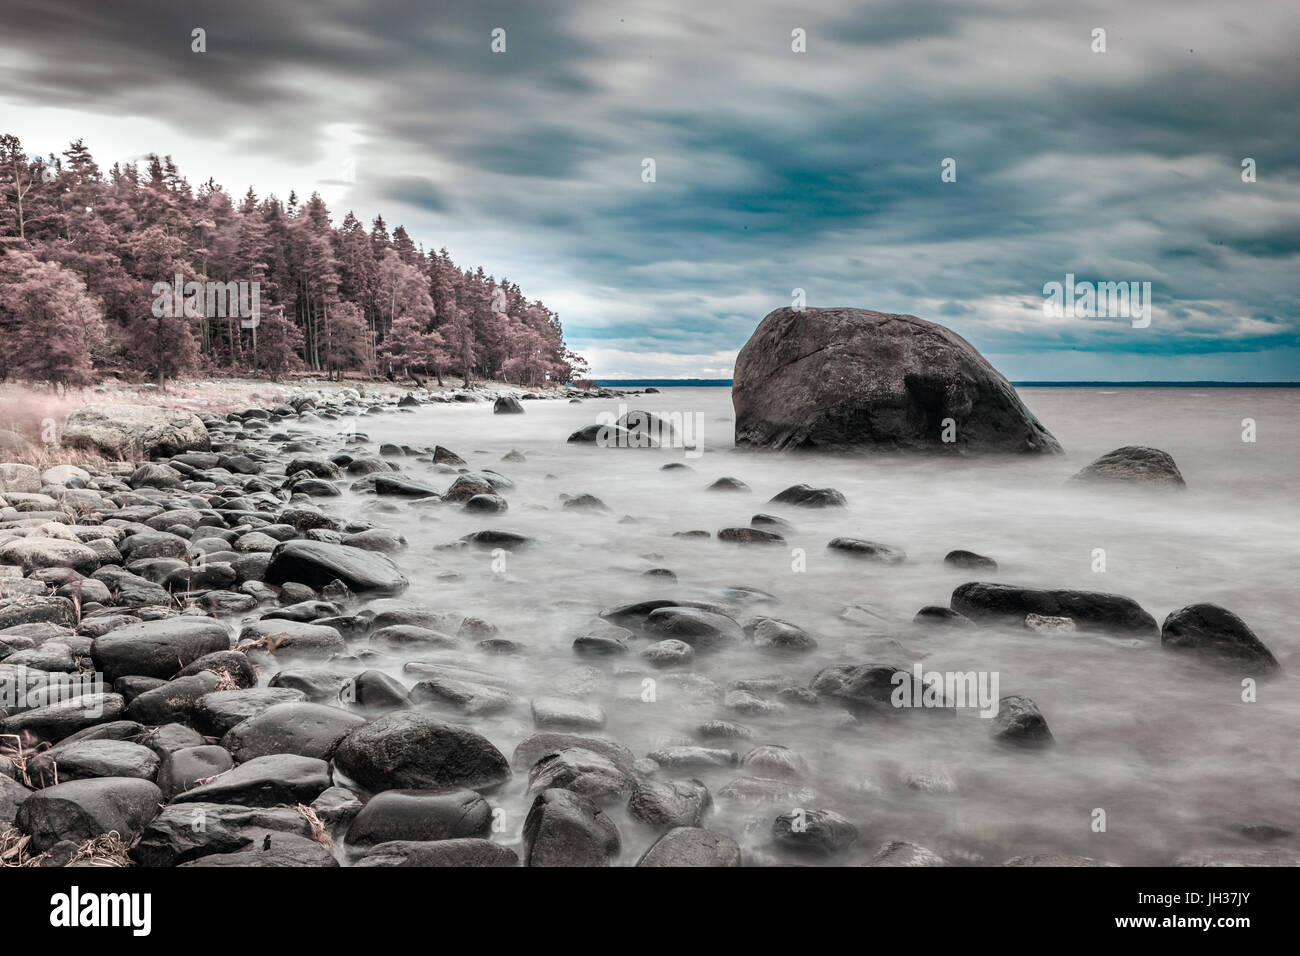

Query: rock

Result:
[310,785,363,826]
[950,582,1158,637]
[527,748,633,803]
[531,696,606,731]
[745,617,817,651]
[772,808,859,855]
[63,405,209,459]
[349,670,410,712]
[866,840,949,866]
[628,778,711,829]
[523,788,620,867]
[769,484,847,508]
[157,745,235,799]
[732,307,1062,453]
[944,549,997,571]
[644,607,743,651]
[194,688,307,736]
[264,540,409,596]
[1003,854,1118,867]
[809,663,916,715]
[1160,604,1280,671]
[717,527,785,545]
[344,787,492,848]
[706,476,750,492]
[464,493,508,514]
[740,744,807,779]
[640,638,695,668]
[562,493,609,513]
[15,777,161,851]
[647,746,738,770]
[178,833,338,867]
[0,539,99,575]
[1,774,30,826]
[374,475,439,498]
[1025,613,1075,633]
[333,711,511,793]
[493,396,525,414]
[0,693,127,743]
[354,838,518,867]
[1071,445,1186,488]
[408,675,515,715]
[511,733,637,775]
[0,463,41,494]
[126,673,222,725]
[638,826,741,867]
[0,594,78,630]
[221,702,366,763]
[92,618,231,682]
[128,462,184,490]
[991,695,1054,748]
[239,619,347,659]
[913,606,976,628]
[172,754,331,806]
[827,537,907,564]
[133,803,314,867]
[27,739,160,785]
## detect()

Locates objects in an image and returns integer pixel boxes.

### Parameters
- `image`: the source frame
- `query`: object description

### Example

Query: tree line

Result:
[0,133,588,389]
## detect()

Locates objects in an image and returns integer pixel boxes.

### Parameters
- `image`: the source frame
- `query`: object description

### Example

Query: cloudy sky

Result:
[2,0,1297,380]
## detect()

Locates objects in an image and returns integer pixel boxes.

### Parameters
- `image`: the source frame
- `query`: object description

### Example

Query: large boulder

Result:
[732,307,1061,453]
[62,404,210,460]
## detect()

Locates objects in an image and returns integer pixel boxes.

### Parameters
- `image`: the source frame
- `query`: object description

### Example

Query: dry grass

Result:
[0,732,43,788]
[0,827,42,866]
[67,831,134,867]
[292,804,333,849]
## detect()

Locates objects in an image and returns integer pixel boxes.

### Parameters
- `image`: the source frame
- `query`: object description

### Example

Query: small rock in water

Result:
[640,639,695,668]
[944,549,997,571]
[638,826,741,867]
[828,537,907,564]
[706,477,750,493]
[1160,604,1280,672]
[866,841,950,867]
[1025,613,1076,633]
[991,695,1054,748]
[1070,445,1186,488]
[717,527,784,545]
[768,484,847,508]
[771,808,859,856]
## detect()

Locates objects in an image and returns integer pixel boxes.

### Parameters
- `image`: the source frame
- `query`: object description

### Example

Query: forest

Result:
[0,133,587,389]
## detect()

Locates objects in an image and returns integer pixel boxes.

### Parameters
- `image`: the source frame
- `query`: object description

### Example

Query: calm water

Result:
[303,387,1300,865]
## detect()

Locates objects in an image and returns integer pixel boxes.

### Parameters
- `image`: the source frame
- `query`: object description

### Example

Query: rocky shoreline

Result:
[0,386,1289,868]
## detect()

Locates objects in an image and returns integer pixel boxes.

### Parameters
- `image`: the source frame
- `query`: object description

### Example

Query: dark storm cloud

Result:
[2,0,1297,377]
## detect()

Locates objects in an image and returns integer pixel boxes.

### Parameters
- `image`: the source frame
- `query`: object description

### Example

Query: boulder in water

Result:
[732,307,1061,453]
